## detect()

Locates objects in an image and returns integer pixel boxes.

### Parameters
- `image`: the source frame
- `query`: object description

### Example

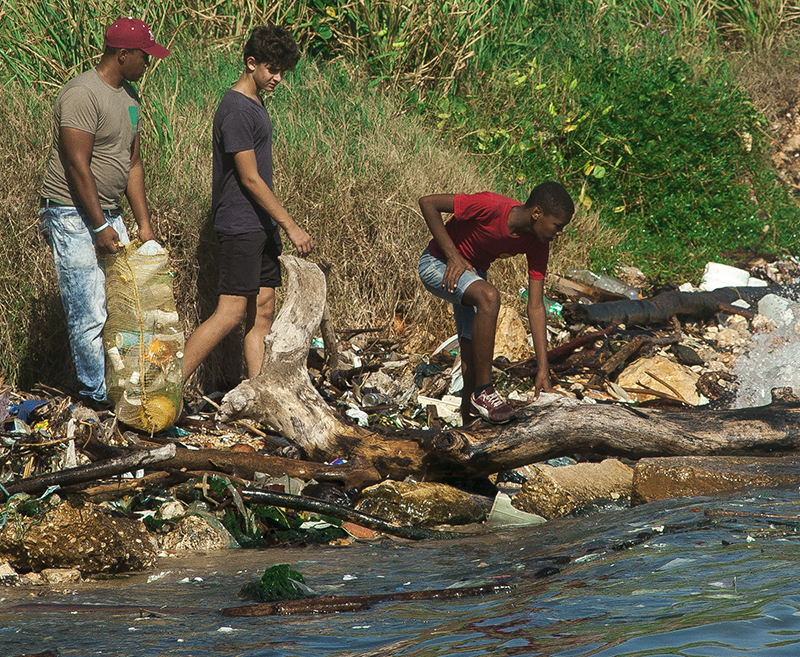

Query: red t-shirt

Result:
[427,191,549,280]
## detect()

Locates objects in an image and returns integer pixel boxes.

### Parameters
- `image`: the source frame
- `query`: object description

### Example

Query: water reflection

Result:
[2,489,799,656]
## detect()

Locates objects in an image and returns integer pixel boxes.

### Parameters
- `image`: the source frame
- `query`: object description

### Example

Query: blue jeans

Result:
[418,247,488,340]
[40,205,130,402]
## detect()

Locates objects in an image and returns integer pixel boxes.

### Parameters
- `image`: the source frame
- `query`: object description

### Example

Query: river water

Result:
[2,487,800,656]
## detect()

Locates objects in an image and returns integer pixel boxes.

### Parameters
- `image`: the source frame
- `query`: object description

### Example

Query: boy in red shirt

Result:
[418,182,574,424]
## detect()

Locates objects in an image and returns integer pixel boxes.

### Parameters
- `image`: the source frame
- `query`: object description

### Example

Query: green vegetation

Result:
[1,0,799,390]
[240,564,315,602]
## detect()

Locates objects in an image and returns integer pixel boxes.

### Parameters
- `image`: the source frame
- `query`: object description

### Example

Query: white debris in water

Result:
[342,574,358,580]
[733,311,800,408]
[656,557,697,571]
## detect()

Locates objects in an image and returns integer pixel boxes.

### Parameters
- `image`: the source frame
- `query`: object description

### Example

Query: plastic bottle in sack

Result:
[565,269,639,300]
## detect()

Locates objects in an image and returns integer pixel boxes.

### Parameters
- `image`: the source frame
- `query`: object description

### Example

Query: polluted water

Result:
[2,488,800,656]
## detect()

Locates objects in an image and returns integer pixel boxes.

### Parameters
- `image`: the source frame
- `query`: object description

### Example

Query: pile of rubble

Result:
[2,257,800,583]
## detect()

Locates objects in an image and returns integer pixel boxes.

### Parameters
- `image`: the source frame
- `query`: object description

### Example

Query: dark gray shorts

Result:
[217,228,282,296]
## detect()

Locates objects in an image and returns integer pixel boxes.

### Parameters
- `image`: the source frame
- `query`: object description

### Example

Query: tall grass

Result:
[6,53,600,392]
[419,1,800,280]
[2,0,800,391]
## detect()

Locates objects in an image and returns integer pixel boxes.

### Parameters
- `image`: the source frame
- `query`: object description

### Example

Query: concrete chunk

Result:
[511,459,633,519]
[632,455,800,505]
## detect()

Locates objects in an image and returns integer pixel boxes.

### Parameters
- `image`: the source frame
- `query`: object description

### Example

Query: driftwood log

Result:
[0,444,176,500]
[561,284,795,327]
[215,257,800,483]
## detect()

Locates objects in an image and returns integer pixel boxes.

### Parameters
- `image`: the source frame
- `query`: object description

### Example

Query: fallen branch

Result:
[238,488,465,541]
[0,444,176,500]
[162,447,381,491]
[221,583,513,617]
[562,285,786,327]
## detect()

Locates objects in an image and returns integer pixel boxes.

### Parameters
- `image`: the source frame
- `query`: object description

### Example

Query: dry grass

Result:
[0,85,68,392]
[0,60,606,395]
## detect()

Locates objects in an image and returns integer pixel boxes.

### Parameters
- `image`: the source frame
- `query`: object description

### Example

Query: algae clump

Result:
[239,564,316,602]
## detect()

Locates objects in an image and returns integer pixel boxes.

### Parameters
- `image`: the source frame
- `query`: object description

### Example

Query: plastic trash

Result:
[104,240,184,432]
[700,262,750,291]
[520,289,564,321]
[545,297,563,322]
[448,362,464,396]
[345,406,370,427]
[565,269,639,300]
[417,394,461,426]
[10,399,48,423]
[432,334,459,356]
[486,492,546,528]
[361,392,391,407]
[758,294,795,326]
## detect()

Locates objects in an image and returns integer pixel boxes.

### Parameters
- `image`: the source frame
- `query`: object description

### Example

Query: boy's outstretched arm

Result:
[527,277,554,398]
[419,194,475,293]
[234,149,314,256]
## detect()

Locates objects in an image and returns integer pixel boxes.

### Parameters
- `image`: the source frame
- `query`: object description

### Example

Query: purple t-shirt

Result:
[212,89,276,234]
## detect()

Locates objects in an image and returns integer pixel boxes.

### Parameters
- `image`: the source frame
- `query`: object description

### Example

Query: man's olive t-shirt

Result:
[212,89,276,235]
[41,68,141,208]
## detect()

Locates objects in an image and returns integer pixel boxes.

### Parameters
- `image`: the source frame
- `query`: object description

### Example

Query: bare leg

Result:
[460,337,476,422]
[182,294,248,381]
[244,286,276,378]
[460,279,501,389]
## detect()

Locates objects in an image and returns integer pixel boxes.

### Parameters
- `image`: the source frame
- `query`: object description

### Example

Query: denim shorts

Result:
[418,247,487,340]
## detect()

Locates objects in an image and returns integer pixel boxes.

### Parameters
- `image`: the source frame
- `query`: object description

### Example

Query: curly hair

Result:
[525,181,575,218]
[243,24,300,70]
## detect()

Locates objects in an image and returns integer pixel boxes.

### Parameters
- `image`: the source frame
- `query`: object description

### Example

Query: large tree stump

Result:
[217,258,800,483]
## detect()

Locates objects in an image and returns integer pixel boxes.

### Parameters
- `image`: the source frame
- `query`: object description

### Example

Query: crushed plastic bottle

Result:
[544,296,563,322]
[361,392,391,407]
[565,269,639,300]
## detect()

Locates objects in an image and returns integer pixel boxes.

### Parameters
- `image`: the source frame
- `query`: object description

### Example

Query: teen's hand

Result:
[95,225,121,255]
[288,226,314,257]
[443,254,475,293]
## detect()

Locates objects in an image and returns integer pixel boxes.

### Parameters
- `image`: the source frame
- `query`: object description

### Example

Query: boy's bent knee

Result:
[464,281,500,310]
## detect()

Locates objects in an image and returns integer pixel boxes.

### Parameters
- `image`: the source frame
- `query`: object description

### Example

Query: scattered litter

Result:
[487,493,546,528]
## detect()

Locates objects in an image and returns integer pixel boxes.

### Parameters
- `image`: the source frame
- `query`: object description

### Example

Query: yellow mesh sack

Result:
[103,239,183,432]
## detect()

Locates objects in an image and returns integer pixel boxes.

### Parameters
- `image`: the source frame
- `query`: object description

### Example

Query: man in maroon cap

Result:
[39,18,170,411]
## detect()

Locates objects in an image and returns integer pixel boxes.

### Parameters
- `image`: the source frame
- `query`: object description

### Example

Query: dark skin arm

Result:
[526,276,555,398]
[418,194,474,292]
[124,134,156,245]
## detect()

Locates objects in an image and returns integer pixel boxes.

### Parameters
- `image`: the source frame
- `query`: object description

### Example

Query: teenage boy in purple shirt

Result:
[418,182,574,424]
[183,25,313,381]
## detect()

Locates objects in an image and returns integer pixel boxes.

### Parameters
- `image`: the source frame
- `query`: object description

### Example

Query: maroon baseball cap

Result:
[105,18,170,58]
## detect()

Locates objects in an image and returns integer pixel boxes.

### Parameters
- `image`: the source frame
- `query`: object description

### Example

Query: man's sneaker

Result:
[470,386,516,424]
[79,394,114,413]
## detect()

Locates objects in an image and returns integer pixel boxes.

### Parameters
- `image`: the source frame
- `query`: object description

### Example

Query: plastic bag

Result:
[104,240,183,432]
